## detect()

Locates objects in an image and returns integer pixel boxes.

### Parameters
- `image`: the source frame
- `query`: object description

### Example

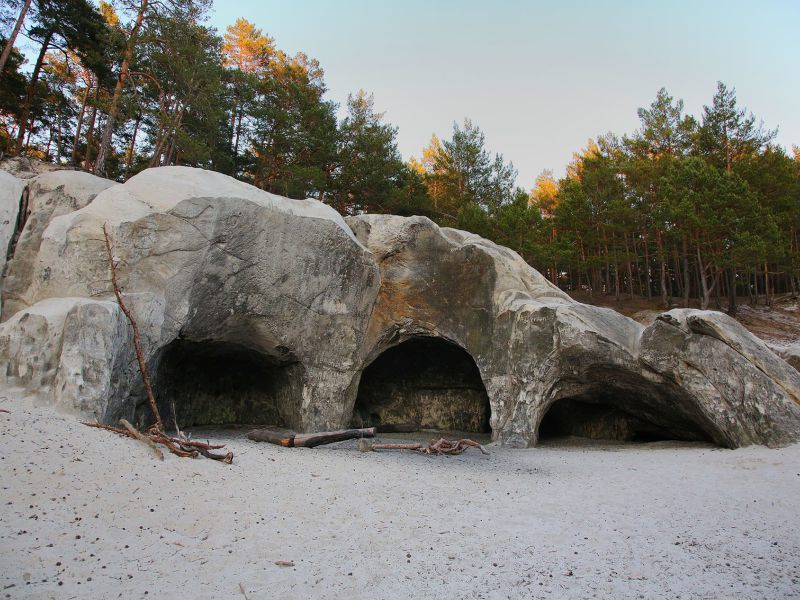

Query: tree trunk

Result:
[764,261,771,307]
[753,270,761,305]
[726,267,737,316]
[123,112,142,181]
[94,0,149,175]
[164,106,185,165]
[71,83,91,165]
[83,88,100,170]
[681,235,691,307]
[233,104,243,157]
[656,231,668,308]
[0,0,31,75]
[55,111,62,163]
[611,236,620,302]
[15,29,53,152]
[43,126,53,158]
[248,427,376,448]
[642,232,652,299]
[696,244,721,310]
[624,232,634,299]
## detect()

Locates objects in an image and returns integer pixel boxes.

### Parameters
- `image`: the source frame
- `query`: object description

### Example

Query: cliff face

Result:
[2,166,799,447]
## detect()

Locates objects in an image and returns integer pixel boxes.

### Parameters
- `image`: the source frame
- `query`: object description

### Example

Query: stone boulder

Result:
[2,166,380,431]
[1,165,799,448]
[640,311,800,447]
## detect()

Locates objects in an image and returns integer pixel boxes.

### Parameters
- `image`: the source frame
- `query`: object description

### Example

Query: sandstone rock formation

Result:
[1,165,799,448]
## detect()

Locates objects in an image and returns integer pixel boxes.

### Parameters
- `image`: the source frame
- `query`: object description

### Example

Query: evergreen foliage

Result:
[0,5,797,311]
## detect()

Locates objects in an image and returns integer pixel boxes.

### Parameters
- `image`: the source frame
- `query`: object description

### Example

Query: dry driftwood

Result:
[81,225,233,463]
[84,420,234,463]
[120,418,164,460]
[247,427,376,448]
[358,437,489,456]
[357,439,422,452]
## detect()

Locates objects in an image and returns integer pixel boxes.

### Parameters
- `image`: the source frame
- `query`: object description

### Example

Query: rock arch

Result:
[149,338,306,429]
[351,335,491,434]
[535,365,719,445]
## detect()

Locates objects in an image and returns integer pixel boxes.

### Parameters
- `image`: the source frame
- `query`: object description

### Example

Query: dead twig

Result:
[238,583,251,600]
[120,418,164,461]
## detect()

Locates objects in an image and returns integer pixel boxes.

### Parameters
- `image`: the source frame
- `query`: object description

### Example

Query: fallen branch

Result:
[425,438,489,455]
[83,420,233,463]
[120,418,164,461]
[102,223,162,431]
[358,437,489,456]
[80,224,233,463]
[248,426,376,448]
[357,440,422,452]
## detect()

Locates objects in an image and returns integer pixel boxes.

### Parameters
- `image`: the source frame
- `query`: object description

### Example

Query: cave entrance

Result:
[152,339,302,428]
[352,337,491,434]
[537,377,715,445]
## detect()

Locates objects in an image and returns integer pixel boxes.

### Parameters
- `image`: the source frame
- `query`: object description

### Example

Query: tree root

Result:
[424,437,489,455]
[83,420,233,463]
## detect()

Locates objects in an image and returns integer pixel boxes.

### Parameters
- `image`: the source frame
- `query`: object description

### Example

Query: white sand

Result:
[1,391,799,599]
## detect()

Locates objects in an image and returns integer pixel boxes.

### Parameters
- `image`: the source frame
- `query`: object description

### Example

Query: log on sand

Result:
[247,427,376,448]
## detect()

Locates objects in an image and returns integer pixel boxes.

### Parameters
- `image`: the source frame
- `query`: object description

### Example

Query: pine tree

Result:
[699,81,776,174]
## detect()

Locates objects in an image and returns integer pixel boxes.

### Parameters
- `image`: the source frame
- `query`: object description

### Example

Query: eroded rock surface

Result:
[1,166,798,447]
[775,342,800,373]
[0,170,27,302]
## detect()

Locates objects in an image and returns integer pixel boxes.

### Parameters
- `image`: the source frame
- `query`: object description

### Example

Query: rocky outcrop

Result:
[1,166,380,430]
[640,311,800,447]
[1,165,799,447]
[2,170,117,317]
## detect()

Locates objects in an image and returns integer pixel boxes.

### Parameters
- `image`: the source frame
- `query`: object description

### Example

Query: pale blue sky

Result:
[209,0,799,187]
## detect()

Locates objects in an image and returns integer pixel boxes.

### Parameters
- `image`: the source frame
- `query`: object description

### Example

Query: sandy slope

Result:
[1,391,799,600]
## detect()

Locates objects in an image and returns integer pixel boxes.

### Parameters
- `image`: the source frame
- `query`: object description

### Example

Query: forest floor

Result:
[569,291,800,350]
[2,392,800,599]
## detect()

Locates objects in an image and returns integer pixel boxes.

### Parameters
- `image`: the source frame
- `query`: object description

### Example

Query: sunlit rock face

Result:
[1,165,799,448]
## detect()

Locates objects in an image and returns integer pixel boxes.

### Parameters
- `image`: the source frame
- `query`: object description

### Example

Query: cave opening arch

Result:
[146,338,305,429]
[351,336,492,435]
[535,366,719,445]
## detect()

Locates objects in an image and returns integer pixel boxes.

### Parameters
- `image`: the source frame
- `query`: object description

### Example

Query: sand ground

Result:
[1,391,799,600]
